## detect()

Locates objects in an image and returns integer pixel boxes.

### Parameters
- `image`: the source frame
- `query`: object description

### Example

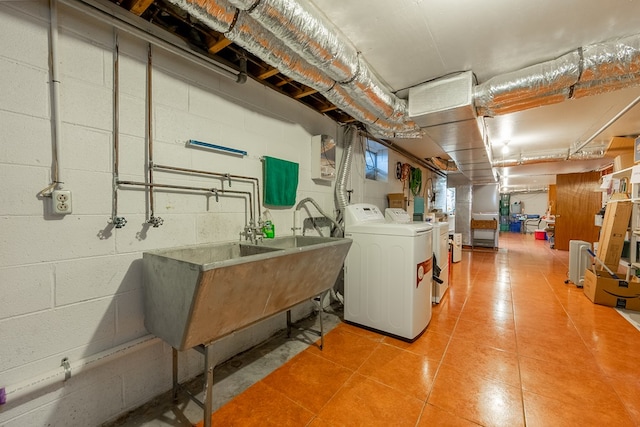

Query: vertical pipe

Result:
[50,0,63,189]
[147,44,154,221]
[112,30,120,221]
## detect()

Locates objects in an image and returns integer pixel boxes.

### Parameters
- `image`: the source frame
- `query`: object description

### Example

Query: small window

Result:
[365,139,388,182]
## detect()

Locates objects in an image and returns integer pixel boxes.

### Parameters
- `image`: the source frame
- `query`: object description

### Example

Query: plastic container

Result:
[510,222,521,233]
[534,229,546,240]
[262,220,275,238]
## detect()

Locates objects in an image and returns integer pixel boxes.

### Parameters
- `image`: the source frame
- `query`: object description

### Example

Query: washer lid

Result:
[346,221,432,236]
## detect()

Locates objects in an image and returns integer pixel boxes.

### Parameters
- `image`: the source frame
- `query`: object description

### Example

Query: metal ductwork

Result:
[475,33,640,116]
[166,0,420,138]
[491,146,606,168]
[410,34,640,180]
[153,0,640,177]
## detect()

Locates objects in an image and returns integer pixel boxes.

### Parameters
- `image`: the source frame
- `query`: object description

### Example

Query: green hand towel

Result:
[263,156,299,207]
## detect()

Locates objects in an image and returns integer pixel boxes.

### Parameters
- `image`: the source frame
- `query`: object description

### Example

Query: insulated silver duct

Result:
[335,126,356,212]
[227,0,408,124]
[161,0,640,144]
[475,34,640,117]
[168,0,418,137]
[492,146,606,168]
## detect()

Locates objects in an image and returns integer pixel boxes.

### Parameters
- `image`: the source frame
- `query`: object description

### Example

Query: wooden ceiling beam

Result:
[294,88,318,99]
[129,0,154,16]
[208,37,233,54]
[257,68,281,80]
[275,77,293,87]
[319,105,338,113]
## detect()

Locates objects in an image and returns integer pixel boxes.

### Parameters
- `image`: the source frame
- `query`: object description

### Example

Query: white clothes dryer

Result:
[432,222,450,303]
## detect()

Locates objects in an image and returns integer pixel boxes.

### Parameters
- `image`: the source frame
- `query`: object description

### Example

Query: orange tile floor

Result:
[199,232,640,426]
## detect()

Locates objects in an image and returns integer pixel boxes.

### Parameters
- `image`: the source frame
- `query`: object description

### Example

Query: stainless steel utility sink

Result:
[142,236,352,351]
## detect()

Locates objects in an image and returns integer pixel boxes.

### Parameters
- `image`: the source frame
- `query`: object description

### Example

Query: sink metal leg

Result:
[203,344,215,427]
[319,301,324,350]
[172,348,179,401]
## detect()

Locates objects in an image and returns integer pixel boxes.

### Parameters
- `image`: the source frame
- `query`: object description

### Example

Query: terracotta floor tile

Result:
[609,374,640,425]
[425,310,460,335]
[335,321,386,342]
[383,329,451,362]
[428,362,524,426]
[453,317,517,353]
[417,404,482,426]
[306,326,379,371]
[523,391,635,427]
[463,296,514,314]
[356,343,438,400]
[261,350,353,413]
[458,305,515,330]
[442,337,521,387]
[516,334,600,369]
[202,381,314,427]
[314,373,424,426]
[519,356,624,409]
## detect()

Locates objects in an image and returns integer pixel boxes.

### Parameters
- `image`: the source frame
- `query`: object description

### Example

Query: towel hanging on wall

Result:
[263,156,299,207]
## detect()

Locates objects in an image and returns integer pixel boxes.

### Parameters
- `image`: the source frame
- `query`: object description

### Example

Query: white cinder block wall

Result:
[0,1,443,425]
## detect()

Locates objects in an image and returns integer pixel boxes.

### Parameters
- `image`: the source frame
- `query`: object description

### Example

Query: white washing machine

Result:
[344,204,433,341]
[432,222,450,303]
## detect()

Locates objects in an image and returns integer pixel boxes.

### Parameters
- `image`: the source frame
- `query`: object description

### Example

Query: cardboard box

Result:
[583,269,640,311]
[614,153,634,171]
[596,195,632,271]
[387,193,405,209]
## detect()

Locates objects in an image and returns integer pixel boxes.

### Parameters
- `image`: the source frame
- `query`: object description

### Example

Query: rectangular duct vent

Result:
[408,71,476,127]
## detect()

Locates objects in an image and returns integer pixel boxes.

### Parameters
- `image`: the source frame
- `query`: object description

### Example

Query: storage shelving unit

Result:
[499,194,510,232]
[607,166,639,276]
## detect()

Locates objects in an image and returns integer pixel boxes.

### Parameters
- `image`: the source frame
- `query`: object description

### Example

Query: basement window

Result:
[365,139,388,181]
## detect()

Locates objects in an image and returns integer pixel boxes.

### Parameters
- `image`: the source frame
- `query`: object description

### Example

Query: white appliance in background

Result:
[344,204,433,340]
[384,207,412,223]
[566,240,592,287]
[451,233,462,263]
[432,222,450,303]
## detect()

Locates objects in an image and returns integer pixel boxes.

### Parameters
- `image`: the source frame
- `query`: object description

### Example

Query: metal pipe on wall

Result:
[152,163,261,223]
[146,44,160,226]
[117,180,254,223]
[4,335,159,405]
[38,0,64,197]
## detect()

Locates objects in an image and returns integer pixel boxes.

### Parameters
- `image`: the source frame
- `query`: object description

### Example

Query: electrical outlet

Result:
[52,190,72,215]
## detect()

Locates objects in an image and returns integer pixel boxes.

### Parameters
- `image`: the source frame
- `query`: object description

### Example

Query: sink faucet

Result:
[240,221,264,244]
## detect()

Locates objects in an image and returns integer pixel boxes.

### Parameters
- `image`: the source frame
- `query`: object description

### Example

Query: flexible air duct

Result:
[164,0,640,144]
[227,0,408,124]
[335,126,356,212]
[475,34,640,117]
[492,146,606,167]
[167,0,418,137]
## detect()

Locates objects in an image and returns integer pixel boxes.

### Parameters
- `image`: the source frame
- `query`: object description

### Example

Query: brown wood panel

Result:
[554,172,601,251]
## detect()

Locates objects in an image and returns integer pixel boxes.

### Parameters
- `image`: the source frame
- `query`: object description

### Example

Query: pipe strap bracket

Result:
[61,357,71,381]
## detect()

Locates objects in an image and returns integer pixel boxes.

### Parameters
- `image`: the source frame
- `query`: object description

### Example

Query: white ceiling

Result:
[310,0,640,191]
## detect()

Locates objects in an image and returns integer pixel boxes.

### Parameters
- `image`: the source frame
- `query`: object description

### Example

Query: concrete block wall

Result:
[0,1,437,425]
